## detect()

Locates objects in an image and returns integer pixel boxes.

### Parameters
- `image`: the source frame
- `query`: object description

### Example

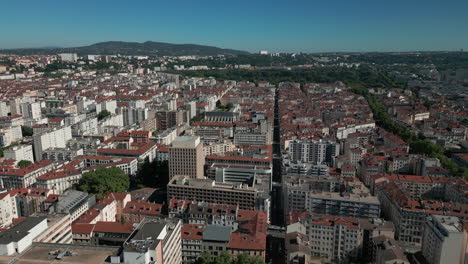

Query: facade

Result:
[33,213,73,244]
[181,224,204,263]
[168,176,267,211]
[233,132,271,146]
[3,145,34,163]
[0,216,48,256]
[289,139,339,165]
[0,126,23,146]
[20,101,41,119]
[122,218,182,264]
[32,126,72,161]
[0,160,55,189]
[121,107,148,126]
[287,214,394,264]
[169,136,205,179]
[52,190,96,222]
[58,53,78,62]
[284,176,380,219]
[77,155,138,176]
[422,215,467,264]
[0,190,18,227]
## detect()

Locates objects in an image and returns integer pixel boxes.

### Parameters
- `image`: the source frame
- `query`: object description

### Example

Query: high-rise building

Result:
[0,101,10,117]
[4,145,34,163]
[33,126,72,161]
[289,139,339,165]
[58,53,78,62]
[156,110,184,130]
[121,107,148,126]
[169,136,205,179]
[422,215,467,264]
[20,101,41,119]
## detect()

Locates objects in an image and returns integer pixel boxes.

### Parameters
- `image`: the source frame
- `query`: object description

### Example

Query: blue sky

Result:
[1,0,467,52]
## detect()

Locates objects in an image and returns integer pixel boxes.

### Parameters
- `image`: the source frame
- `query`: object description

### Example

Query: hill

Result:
[0,41,249,56]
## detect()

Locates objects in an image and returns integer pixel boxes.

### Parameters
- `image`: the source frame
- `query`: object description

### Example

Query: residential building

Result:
[3,145,34,163]
[122,218,182,264]
[422,215,467,264]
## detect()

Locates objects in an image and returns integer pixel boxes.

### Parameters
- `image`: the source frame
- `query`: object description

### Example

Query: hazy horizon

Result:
[2,0,468,53]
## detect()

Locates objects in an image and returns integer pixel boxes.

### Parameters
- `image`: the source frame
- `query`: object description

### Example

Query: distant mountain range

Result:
[0,41,249,56]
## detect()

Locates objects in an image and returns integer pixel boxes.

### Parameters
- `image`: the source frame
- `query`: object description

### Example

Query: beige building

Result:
[168,176,268,211]
[169,136,205,179]
[33,213,73,244]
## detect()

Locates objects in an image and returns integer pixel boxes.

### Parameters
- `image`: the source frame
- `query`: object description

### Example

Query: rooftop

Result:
[202,225,231,242]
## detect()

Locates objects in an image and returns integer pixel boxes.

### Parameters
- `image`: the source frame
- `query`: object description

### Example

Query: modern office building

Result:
[168,176,269,211]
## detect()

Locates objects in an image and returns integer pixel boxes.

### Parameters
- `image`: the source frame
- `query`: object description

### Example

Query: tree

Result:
[21,126,33,136]
[17,160,32,168]
[97,110,111,120]
[134,158,169,188]
[77,167,129,199]
[194,252,264,264]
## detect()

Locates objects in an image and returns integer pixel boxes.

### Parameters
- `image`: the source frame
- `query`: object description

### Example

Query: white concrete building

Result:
[422,215,467,264]
[0,126,23,146]
[58,53,78,62]
[0,217,48,256]
[0,101,10,117]
[96,99,117,114]
[20,102,41,119]
[289,139,339,165]
[33,126,72,161]
[123,218,182,264]
[0,190,18,227]
[4,145,34,163]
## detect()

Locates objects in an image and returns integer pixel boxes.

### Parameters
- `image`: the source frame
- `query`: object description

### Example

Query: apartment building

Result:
[284,176,380,219]
[0,189,18,227]
[0,126,23,146]
[3,145,34,163]
[33,126,72,161]
[289,139,339,165]
[0,160,55,189]
[422,215,467,264]
[288,214,394,263]
[122,218,182,264]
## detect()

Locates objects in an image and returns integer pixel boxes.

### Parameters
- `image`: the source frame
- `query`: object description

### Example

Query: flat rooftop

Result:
[8,244,120,264]
[171,136,200,148]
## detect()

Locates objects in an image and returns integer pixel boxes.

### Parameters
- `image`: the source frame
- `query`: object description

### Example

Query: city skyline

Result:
[2,0,468,53]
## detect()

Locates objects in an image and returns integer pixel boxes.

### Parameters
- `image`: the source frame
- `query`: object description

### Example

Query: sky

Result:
[1,0,468,53]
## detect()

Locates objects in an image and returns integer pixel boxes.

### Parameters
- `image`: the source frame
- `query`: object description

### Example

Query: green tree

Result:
[134,158,169,188]
[97,110,111,120]
[17,160,32,168]
[21,126,33,136]
[194,252,264,264]
[77,167,129,199]
[232,254,263,264]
